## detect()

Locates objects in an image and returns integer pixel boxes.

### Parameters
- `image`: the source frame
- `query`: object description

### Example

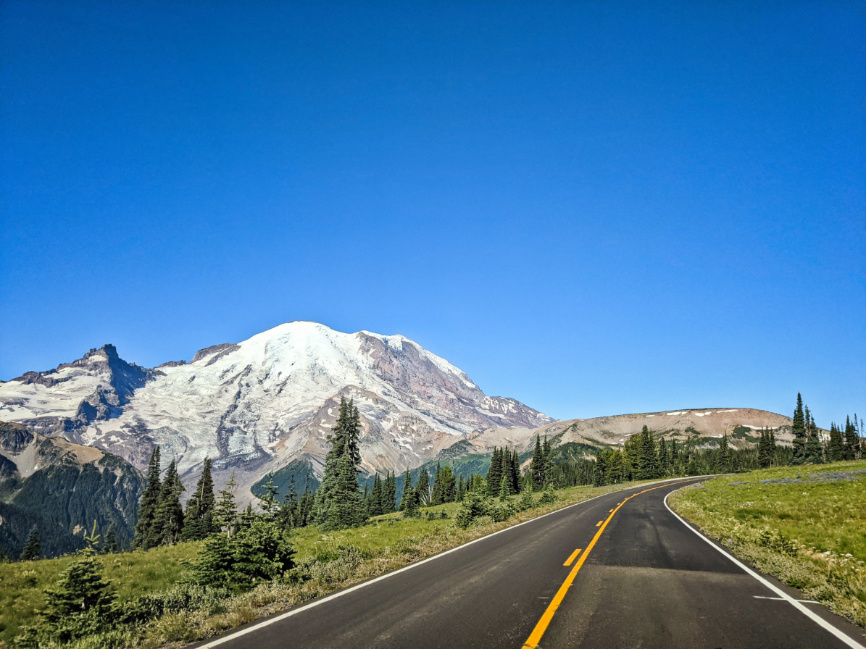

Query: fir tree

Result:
[486,448,503,496]
[791,393,807,465]
[542,437,553,485]
[154,459,185,545]
[530,436,545,491]
[510,448,522,493]
[456,474,465,501]
[315,397,366,529]
[384,471,397,513]
[804,408,824,463]
[214,472,238,536]
[28,544,116,644]
[133,446,162,550]
[21,526,40,561]
[717,433,730,473]
[103,526,119,554]
[416,468,431,506]
[431,462,444,505]
[844,417,860,460]
[182,458,216,540]
[368,474,384,516]
[399,468,414,510]
[827,424,845,462]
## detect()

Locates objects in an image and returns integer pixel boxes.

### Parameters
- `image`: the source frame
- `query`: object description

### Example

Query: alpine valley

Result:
[0,322,797,503]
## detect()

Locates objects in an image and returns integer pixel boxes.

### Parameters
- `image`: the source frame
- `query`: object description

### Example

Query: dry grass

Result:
[668,460,866,628]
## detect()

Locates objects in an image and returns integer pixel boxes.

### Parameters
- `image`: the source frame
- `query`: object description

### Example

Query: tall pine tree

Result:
[154,459,184,545]
[182,458,216,541]
[133,446,162,550]
[315,397,366,530]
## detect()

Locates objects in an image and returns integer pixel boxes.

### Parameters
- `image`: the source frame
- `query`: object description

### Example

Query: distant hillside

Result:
[459,407,798,457]
[0,422,144,559]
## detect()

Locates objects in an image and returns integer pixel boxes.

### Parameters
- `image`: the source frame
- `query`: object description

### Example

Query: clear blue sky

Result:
[1,1,864,427]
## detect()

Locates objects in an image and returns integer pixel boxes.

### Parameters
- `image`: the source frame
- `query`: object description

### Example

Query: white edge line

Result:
[196,477,687,648]
[664,489,865,649]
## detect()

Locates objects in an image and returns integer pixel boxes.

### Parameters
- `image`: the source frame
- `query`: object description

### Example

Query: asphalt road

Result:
[197,479,865,649]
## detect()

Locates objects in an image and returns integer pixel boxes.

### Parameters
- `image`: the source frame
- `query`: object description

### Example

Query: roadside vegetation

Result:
[669,460,866,628]
[2,393,861,647]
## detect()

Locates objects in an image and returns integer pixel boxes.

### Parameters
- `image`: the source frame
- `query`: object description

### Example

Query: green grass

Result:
[0,542,203,645]
[0,479,661,648]
[668,460,866,628]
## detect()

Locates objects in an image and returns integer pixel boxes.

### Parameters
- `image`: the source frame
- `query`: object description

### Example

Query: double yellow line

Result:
[521,480,695,649]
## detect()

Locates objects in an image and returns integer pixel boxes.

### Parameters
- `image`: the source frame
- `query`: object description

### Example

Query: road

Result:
[196,478,865,649]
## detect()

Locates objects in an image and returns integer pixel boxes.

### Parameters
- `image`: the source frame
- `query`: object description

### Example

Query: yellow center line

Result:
[563,548,582,567]
[595,521,602,526]
[521,480,697,649]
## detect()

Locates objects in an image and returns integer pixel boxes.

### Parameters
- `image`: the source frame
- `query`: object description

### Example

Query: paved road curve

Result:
[197,479,865,649]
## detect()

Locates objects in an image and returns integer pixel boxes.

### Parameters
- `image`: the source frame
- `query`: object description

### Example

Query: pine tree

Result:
[32,544,116,644]
[758,429,772,468]
[384,472,397,513]
[315,397,366,529]
[456,474,465,501]
[183,458,216,540]
[791,393,807,465]
[431,462,444,505]
[154,459,185,545]
[21,526,40,561]
[103,526,119,554]
[399,468,414,510]
[530,436,545,491]
[827,424,845,462]
[486,448,503,496]
[542,437,553,485]
[214,472,238,536]
[416,468,431,506]
[844,417,860,460]
[657,438,668,476]
[510,448,521,493]
[804,408,824,464]
[368,474,384,516]
[133,446,162,549]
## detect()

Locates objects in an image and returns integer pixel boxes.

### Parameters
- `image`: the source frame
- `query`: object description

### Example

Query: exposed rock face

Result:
[0,322,553,498]
[0,421,144,558]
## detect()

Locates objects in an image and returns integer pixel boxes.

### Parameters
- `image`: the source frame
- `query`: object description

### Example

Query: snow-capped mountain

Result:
[0,322,553,495]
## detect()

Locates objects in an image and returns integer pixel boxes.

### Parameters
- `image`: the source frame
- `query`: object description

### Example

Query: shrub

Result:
[193,519,294,592]
[539,483,557,505]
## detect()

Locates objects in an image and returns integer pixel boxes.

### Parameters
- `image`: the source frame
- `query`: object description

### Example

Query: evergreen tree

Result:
[510,449,521,493]
[804,408,824,463]
[154,459,185,545]
[827,424,845,462]
[214,472,238,536]
[657,438,668,476]
[757,429,773,468]
[368,474,384,516]
[133,446,162,550]
[182,458,216,540]
[21,526,40,561]
[315,397,366,529]
[530,436,545,491]
[30,545,116,644]
[416,468,431,506]
[456,474,465,501]
[384,472,397,513]
[791,393,807,465]
[399,468,415,510]
[431,462,444,505]
[843,417,860,460]
[542,437,553,485]
[255,473,281,520]
[486,448,503,496]
[103,526,119,554]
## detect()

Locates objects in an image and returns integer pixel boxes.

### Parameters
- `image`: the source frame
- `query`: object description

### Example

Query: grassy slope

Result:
[668,460,866,628]
[0,479,660,648]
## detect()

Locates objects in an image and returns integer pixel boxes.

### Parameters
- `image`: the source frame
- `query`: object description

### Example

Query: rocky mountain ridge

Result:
[0,322,553,497]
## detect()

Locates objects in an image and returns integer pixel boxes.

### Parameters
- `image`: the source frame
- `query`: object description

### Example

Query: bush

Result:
[539,484,557,505]
[193,519,294,592]
[518,489,535,511]
[455,492,490,528]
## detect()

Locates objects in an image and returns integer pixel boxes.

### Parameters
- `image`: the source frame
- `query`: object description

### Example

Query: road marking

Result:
[595,520,602,526]
[609,509,614,512]
[521,479,697,649]
[664,490,866,649]
[754,596,820,603]
[194,477,691,649]
[563,548,582,567]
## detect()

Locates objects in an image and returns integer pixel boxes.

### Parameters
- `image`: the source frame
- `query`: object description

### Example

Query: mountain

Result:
[461,407,798,461]
[0,421,144,559]
[0,322,553,498]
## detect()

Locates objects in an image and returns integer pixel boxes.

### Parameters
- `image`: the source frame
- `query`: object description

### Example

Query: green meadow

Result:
[669,460,866,628]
